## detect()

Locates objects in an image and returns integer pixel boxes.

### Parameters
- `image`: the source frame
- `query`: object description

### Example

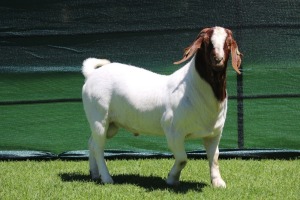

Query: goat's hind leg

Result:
[89,137,100,180]
[88,118,114,184]
[89,123,119,183]
[89,123,118,180]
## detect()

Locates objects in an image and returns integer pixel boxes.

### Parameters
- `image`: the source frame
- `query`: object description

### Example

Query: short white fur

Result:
[82,53,227,188]
[211,27,228,59]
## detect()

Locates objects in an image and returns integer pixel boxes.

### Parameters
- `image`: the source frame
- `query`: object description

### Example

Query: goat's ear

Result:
[174,28,210,65]
[231,39,243,74]
[173,37,203,65]
[173,28,211,65]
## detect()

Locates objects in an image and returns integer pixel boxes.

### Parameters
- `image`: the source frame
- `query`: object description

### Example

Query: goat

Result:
[82,26,242,188]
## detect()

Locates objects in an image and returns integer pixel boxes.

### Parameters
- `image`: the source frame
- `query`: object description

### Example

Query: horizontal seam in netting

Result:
[1,24,300,39]
[1,94,300,106]
[0,98,82,106]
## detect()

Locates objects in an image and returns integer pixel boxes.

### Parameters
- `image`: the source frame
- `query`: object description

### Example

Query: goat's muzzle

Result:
[210,48,224,68]
[210,52,225,71]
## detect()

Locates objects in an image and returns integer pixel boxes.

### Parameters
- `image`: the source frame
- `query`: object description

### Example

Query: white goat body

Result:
[82,27,242,188]
[82,58,226,139]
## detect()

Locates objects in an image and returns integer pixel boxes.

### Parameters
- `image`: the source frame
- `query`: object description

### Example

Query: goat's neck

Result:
[194,51,227,102]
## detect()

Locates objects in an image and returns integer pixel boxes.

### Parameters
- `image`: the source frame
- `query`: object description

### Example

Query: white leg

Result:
[166,133,187,186]
[92,140,113,184]
[203,135,226,188]
[91,121,114,184]
[89,137,100,180]
[83,98,113,184]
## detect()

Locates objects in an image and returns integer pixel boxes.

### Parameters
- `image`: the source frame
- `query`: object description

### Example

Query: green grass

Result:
[0,159,299,200]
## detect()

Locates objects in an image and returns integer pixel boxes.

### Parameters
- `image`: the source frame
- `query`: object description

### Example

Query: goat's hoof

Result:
[101,176,114,184]
[90,171,100,180]
[166,180,180,187]
[212,178,226,188]
[166,177,180,187]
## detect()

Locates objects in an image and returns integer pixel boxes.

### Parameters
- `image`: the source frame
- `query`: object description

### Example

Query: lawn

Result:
[0,159,299,200]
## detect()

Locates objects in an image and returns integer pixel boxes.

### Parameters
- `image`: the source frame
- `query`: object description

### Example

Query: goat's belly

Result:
[110,110,165,136]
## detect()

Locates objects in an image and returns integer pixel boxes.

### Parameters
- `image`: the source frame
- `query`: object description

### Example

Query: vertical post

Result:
[237,67,244,149]
[236,0,244,149]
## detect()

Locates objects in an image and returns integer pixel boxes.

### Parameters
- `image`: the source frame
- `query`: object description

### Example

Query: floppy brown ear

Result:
[231,39,243,74]
[173,38,203,65]
[174,28,209,65]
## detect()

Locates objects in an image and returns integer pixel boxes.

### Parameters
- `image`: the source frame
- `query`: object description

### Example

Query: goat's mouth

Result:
[211,59,225,71]
[212,66,225,72]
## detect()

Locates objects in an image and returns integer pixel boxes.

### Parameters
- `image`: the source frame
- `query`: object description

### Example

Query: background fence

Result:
[0,0,299,159]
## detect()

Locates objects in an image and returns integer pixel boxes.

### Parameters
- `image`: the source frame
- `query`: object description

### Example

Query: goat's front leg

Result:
[165,132,187,186]
[203,134,226,188]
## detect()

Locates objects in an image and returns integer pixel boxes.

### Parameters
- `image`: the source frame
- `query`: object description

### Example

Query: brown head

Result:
[174,26,242,74]
[174,27,243,101]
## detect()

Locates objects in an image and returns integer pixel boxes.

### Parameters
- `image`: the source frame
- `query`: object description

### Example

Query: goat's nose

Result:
[212,49,223,63]
[214,56,223,63]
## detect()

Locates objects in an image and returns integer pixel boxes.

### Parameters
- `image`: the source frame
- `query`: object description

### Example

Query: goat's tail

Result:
[82,58,111,78]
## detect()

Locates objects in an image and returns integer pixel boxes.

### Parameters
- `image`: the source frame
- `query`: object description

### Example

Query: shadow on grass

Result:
[59,172,208,193]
